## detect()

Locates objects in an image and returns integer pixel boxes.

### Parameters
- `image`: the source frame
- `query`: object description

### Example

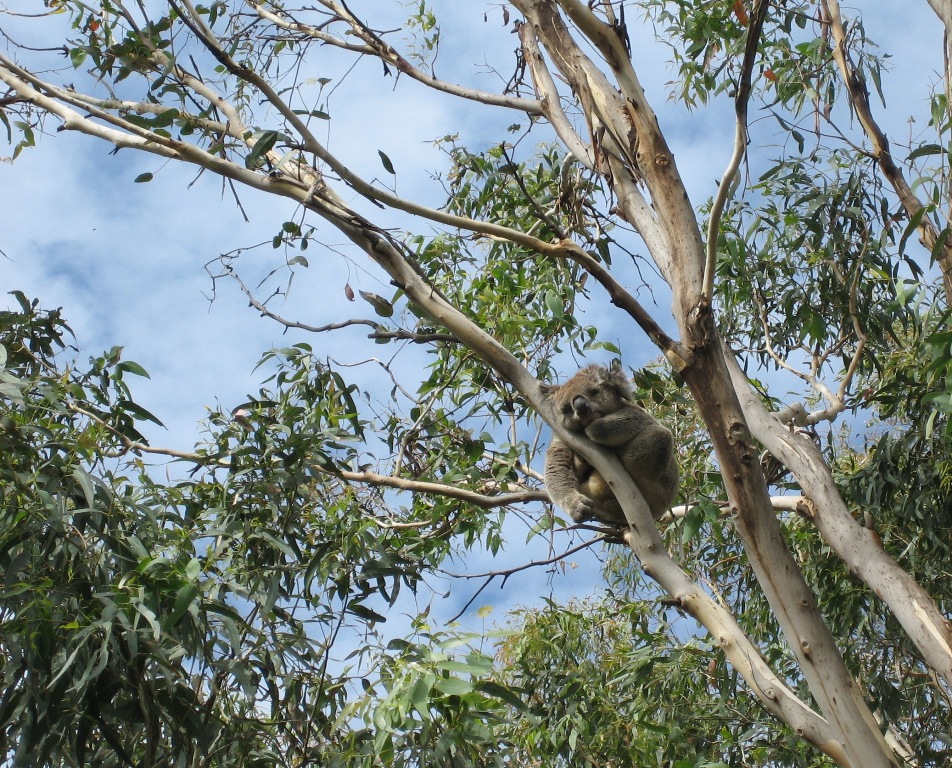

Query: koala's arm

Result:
[626,428,679,518]
[584,405,656,447]
[544,437,594,522]
[587,407,679,518]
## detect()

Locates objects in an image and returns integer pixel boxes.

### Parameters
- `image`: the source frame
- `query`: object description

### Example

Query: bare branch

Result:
[253,1,545,114]
[702,0,768,301]
[221,262,385,334]
[330,468,549,509]
[443,537,603,580]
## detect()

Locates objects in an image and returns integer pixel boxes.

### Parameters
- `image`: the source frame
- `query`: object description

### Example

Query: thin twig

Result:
[443,537,604,622]
[67,403,229,465]
[702,0,769,301]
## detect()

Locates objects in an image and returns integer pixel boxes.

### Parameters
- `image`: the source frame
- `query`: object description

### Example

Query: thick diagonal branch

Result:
[511,4,899,764]
[725,347,952,692]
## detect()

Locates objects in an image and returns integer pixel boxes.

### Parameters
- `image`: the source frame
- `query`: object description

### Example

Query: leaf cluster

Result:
[496,596,818,767]
[0,297,531,767]
[717,149,918,385]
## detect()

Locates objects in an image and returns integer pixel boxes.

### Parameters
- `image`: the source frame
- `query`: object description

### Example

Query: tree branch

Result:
[702,0,768,301]
[253,1,545,115]
[67,403,230,466]
[329,468,549,509]
[724,346,952,692]
[824,0,952,305]
[72,400,549,509]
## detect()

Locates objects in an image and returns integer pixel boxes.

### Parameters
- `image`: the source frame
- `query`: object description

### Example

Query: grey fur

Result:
[542,363,679,525]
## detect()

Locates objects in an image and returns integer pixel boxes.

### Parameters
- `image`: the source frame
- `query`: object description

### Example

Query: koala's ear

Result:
[539,382,560,399]
[607,360,634,398]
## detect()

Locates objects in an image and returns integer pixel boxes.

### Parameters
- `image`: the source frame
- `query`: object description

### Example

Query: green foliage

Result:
[353,631,522,767]
[405,1,442,67]
[0,297,528,767]
[843,308,952,569]
[717,149,917,382]
[644,0,885,116]
[496,597,821,767]
[4,1,952,765]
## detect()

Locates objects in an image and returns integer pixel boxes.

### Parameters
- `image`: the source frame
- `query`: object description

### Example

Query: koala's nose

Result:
[572,396,591,415]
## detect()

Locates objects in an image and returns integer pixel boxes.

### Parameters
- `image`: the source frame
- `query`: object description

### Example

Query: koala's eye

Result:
[586,388,599,397]
[561,404,573,415]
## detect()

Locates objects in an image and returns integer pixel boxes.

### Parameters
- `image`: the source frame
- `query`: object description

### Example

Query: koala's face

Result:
[547,365,629,431]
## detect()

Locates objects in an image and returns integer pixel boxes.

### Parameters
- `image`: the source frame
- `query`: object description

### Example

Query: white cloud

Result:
[0,1,943,628]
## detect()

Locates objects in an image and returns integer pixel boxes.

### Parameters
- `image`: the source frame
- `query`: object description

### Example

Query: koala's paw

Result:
[563,492,594,523]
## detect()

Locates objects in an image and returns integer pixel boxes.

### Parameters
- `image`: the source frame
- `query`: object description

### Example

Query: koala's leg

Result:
[578,476,625,524]
[544,438,595,522]
[621,429,679,518]
[585,407,679,519]
[626,425,675,471]
[578,466,612,501]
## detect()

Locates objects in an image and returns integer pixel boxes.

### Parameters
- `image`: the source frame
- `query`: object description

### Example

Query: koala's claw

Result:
[565,493,594,522]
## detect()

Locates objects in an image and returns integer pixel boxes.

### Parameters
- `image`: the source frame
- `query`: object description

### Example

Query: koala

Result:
[542,362,679,525]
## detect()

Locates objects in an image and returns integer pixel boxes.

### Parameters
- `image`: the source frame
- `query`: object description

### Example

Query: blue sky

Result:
[0,1,944,627]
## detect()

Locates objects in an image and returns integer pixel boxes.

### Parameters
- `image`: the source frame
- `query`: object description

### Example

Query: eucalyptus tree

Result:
[1,2,951,767]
